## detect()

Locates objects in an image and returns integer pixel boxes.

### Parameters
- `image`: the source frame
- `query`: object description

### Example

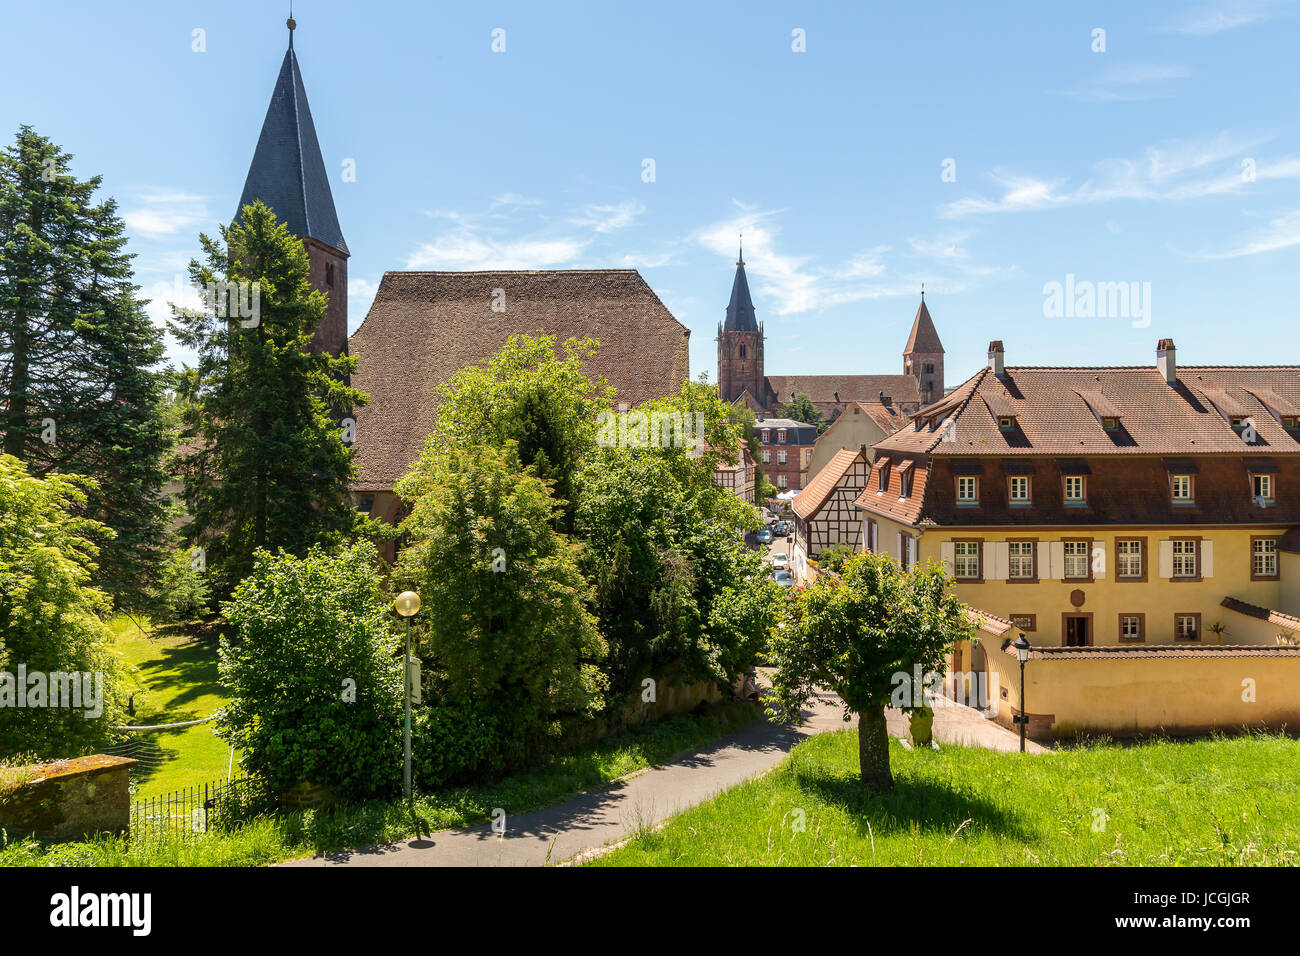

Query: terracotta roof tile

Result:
[766,374,920,407]
[792,447,864,519]
[1220,597,1300,633]
[348,269,690,491]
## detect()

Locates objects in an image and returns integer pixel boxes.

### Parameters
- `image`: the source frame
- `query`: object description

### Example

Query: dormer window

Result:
[998,416,1016,432]
[900,472,912,499]
[875,458,891,493]
[1008,475,1030,504]
[761,429,770,443]
[1102,416,1120,432]
[956,475,978,504]
[1064,475,1086,504]
[777,429,787,443]
[1171,474,1194,503]
[1283,415,1298,430]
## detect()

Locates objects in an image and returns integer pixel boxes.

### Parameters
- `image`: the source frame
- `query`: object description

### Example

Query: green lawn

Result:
[108,616,235,798]
[591,729,1300,866]
[1,699,759,866]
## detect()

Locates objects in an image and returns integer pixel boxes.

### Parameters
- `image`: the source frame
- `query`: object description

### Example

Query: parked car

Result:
[770,552,789,571]
[777,520,793,537]
[773,569,795,588]
[757,527,773,544]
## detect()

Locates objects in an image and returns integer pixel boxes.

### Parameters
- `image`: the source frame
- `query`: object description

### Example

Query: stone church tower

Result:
[235,17,348,357]
[903,294,945,405]
[716,244,765,405]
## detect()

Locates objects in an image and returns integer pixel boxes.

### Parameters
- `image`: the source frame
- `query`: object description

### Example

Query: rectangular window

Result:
[761,450,770,464]
[777,474,787,489]
[1008,540,1035,580]
[1063,475,1086,504]
[1008,476,1030,503]
[953,541,980,580]
[777,450,787,465]
[1116,539,1143,579]
[998,416,1015,432]
[900,472,912,499]
[777,429,787,443]
[957,476,978,503]
[1171,474,1193,502]
[760,429,769,443]
[1172,539,1198,578]
[1253,473,1274,503]
[1253,537,1279,580]
[1010,614,1036,632]
[1175,613,1200,641]
[878,466,889,492]
[1063,540,1091,580]
[1119,614,1144,643]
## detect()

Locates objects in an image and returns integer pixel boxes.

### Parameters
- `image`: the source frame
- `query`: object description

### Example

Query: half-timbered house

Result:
[790,446,872,579]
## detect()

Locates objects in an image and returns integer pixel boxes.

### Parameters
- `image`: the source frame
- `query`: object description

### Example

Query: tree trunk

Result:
[858,704,893,793]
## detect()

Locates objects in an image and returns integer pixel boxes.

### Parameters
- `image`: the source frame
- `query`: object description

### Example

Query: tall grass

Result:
[592,729,1300,866]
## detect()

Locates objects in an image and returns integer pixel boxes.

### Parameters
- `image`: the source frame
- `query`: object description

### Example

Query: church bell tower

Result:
[716,242,765,406]
[235,16,349,357]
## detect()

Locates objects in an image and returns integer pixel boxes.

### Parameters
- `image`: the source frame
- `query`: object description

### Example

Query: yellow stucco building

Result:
[855,338,1300,738]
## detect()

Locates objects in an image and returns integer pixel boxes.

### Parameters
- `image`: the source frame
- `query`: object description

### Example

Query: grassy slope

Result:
[0,700,759,866]
[592,730,1300,866]
[109,616,234,798]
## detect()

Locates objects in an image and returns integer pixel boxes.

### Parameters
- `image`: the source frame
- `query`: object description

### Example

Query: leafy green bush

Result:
[395,444,608,755]
[0,454,123,759]
[216,542,402,801]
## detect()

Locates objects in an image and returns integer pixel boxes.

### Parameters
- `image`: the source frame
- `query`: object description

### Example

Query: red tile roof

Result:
[792,447,864,520]
[1023,644,1300,660]
[1220,597,1300,634]
[878,364,1300,458]
[766,374,920,407]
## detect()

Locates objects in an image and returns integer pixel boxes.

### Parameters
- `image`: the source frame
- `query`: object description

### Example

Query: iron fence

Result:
[129,776,255,844]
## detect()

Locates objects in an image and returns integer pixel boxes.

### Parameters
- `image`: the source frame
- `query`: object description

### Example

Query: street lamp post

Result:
[1013,634,1031,753]
[395,590,421,801]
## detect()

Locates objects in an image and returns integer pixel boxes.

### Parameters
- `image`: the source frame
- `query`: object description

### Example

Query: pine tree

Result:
[0,126,171,610]
[169,201,368,600]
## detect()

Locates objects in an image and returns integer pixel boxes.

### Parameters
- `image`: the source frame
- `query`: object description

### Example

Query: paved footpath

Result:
[284,689,1041,868]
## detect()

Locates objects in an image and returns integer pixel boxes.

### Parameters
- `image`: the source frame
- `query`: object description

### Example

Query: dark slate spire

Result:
[723,242,758,332]
[235,22,348,255]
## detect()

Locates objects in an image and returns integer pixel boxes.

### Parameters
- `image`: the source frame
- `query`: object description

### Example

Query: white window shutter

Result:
[983,542,1007,580]
[995,541,1009,580]
[907,536,917,568]
[940,541,955,575]
[1092,539,1107,578]
[1049,541,1065,579]
[1201,539,1214,578]
[1158,540,1174,579]
[897,532,905,561]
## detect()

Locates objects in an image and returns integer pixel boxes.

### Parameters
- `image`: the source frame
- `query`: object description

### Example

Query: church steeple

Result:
[717,239,764,404]
[903,293,945,405]
[236,16,349,356]
[723,244,759,332]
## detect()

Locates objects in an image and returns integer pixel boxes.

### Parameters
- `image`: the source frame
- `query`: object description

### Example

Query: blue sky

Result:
[3,0,1299,385]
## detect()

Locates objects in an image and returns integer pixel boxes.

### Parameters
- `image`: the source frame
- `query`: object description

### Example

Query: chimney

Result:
[988,340,1005,378]
[1157,338,1176,385]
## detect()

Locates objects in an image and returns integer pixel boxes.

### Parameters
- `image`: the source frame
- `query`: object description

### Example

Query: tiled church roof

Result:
[348,269,690,491]
[765,374,920,407]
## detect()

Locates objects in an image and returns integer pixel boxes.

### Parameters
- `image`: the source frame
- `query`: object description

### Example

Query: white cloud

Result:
[571,200,645,233]
[1189,209,1300,259]
[406,233,588,270]
[1052,64,1192,102]
[1165,0,1293,35]
[123,191,209,238]
[940,134,1300,218]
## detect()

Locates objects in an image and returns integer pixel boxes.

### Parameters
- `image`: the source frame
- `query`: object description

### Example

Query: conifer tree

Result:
[0,126,171,610]
[169,201,368,600]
